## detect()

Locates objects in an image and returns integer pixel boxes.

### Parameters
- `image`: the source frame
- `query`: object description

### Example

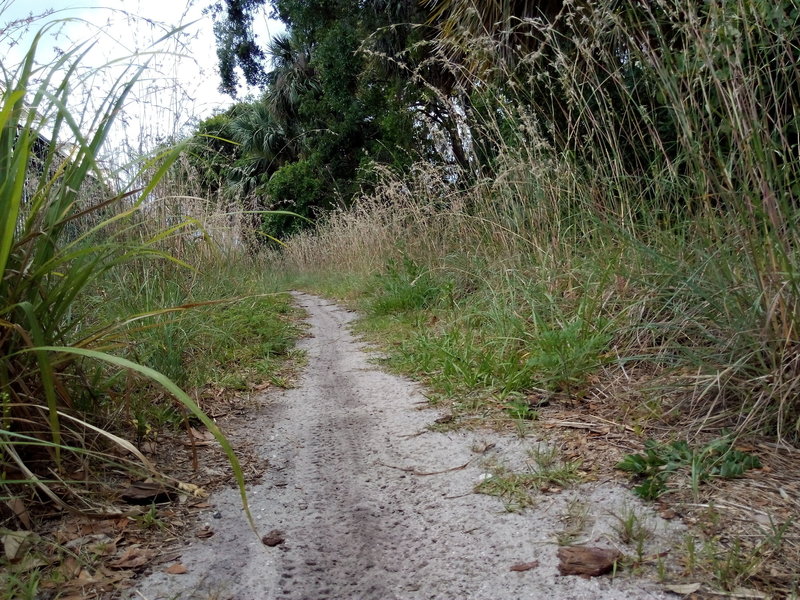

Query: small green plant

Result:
[523,318,611,393]
[760,515,794,550]
[475,468,538,511]
[0,568,40,600]
[656,555,667,582]
[504,397,538,421]
[477,449,582,510]
[529,445,583,486]
[612,505,653,546]
[611,505,653,564]
[134,504,167,531]
[677,527,789,592]
[556,498,590,546]
[683,535,699,575]
[705,538,763,591]
[616,436,761,500]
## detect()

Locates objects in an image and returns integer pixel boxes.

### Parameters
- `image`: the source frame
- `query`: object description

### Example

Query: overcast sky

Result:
[0,0,282,163]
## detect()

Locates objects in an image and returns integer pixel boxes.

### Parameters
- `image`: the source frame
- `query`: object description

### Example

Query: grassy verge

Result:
[1,262,302,598]
[280,205,800,596]
[92,261,303,431]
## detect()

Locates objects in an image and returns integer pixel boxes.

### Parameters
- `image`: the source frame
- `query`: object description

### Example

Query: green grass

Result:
[369,256,450,315]
[475,445,583,511]
[83,260,304,432]
[556,498,590,546]
[291,260,619,412]
[0,22,208,515]
[611,505,654,564]
[0,569,40,600]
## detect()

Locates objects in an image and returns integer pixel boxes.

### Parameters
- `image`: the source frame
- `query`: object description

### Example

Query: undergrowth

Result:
[617,437,762,501]
[93,263,301,433]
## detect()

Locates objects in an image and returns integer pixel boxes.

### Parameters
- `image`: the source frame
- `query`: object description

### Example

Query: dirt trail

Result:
[132,293,676,600]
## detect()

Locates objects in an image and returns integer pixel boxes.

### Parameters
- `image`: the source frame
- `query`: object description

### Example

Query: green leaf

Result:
[616,454,649,474]
[24,346,256,533]
[633,476,667,500]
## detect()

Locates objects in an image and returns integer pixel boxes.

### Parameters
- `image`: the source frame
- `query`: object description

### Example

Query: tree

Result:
[204,0,485,239]
[208,0,272,95]
[424,0,563,76]
[186,106,242,197]
[264,31,318,135]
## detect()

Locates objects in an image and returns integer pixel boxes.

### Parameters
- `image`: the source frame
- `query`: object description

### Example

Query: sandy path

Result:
[132,293,675,600]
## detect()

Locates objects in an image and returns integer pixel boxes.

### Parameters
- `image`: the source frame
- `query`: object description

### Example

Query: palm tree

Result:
[264,32,318,131]
[224,101,289,203]
[220,101,289,251]
[231,103,287,167]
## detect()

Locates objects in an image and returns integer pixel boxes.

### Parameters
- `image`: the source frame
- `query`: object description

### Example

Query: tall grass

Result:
[280,0,800,442]
[0,26,253,518]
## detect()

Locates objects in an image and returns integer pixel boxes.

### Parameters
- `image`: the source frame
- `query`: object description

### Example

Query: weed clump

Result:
[370,256,447,315]
[617,437,762,501]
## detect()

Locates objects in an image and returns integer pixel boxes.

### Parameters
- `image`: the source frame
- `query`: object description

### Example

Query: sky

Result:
[0,0,283,164]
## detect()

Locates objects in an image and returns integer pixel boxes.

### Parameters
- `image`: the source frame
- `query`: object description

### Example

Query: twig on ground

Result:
[378,459,474,476]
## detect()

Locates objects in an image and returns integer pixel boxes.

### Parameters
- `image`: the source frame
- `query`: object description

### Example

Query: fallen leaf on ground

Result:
[76,567,101,584]
[109,546,153,569]
[2,530,34,562]
[165,563,188,574]
[64,533,113,550]
[13,554,48,572]
[151,551,183,566]
[88,536,119,557]
[725,588,769,599]
[262,529,285,547]
[141,441,159,454]
[663,583,702,595]
[196,526,214,539]
[510,561,540,572]
[58,556,81,579]
[120,481,173,504]
[557,546,621,577]
[184,427,217,446]
[6,498,32,529]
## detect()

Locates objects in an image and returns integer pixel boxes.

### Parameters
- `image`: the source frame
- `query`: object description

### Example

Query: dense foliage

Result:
[199,0,575,240]
[196,0,435,241]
